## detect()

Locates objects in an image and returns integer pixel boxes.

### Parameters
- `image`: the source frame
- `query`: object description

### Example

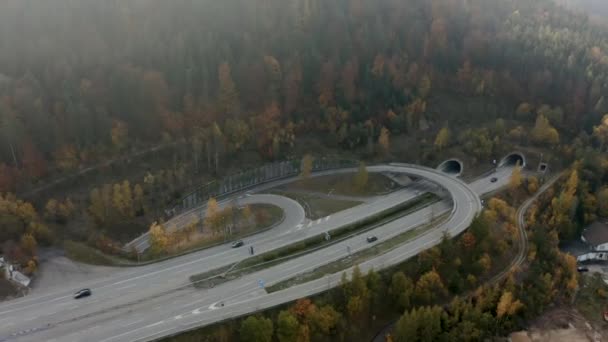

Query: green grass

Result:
[64,240,123,266]
[278,172,399,197]
[272,191,362,220]
[190,193,439,289]
[575,273,608,326]
[265,214,446,293]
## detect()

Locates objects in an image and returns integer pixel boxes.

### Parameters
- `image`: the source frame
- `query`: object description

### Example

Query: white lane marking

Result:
[193,308,203,314]
[325,216,330,221]
[121,319,144,328]
[316,219,321,224]
[307,221,312,228]
[24,316,39,322]
[145,321,164,328]
[295,224,303,231]
[174,315,183,320]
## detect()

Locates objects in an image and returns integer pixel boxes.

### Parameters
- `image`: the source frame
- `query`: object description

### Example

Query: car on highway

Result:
[577,266,589,273]
[490,177,498,183]
[231,240,244,248]
[366,236,378,243]
[74,288,92,299]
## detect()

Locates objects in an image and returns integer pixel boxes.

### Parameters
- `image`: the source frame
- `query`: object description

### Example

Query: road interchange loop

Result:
[0,163,487,342]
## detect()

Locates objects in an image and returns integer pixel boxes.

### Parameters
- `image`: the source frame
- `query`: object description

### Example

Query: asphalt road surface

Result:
[0,163,513,342]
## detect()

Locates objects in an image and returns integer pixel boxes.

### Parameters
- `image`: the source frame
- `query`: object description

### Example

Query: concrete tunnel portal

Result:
[499,152,526,168]
[437,159,463,177]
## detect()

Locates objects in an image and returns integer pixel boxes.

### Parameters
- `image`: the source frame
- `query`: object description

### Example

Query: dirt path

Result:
[31,249,119,293]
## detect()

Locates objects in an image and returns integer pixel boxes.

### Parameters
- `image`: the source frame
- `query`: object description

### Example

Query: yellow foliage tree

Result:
[149,222,169,255]
[205,197,222,234]
[434,127,450,151]
[509,161,523,191]
[531,114,559,145]
[527,176,539,194]
[20,233,37,256]
[300,154,314,180]
[378,126,390,155]
[496,291,523,318]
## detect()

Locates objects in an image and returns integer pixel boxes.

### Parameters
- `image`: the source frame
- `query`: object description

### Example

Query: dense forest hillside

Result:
[1,0,608,193]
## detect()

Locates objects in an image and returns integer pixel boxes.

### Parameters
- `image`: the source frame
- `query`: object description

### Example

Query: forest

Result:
[1,0,608,193]
[0,0,607,339]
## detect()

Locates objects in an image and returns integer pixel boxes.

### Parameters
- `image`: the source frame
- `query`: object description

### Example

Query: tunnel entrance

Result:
[437,159,463,177]
[499,152,526,168]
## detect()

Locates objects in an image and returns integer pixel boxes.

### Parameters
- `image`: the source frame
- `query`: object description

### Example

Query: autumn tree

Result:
[240,316,273,342]
[300,154,313,180]
[527,176,539,194]
[515,102,533,120]
[531,114,559,145]
[53,145,78,171]
[310,305,341,336]
[509,161,523,191]
[218,62,240,116]
[593,114,608,151]
[434,127,450,151]
[418,74,431,98]
[496,291,523,319]
[205,197,222,235]
[414,269,446,304]
[111,120,129,151]
[389,271,414,312]
[378,126,390,156]
[149,222,169,255]
[20,233,37,256]
[276,310,299,342]
[44,199,59,222]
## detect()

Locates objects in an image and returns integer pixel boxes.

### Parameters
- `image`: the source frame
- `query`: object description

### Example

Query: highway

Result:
[0,163,510,342]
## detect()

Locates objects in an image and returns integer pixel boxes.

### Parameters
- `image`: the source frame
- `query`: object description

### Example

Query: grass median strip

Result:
[265,213,449,293]
[189,193,439,289]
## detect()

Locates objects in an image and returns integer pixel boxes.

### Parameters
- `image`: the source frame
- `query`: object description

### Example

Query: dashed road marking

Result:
[145,321,164,328]
[316,219,321,224]
[295,224,303,231]
[325,216,330,221]
[174,315,183,320]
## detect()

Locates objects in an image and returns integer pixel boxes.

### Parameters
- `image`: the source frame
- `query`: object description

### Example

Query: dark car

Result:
[231,240,244,248]
[577,266,589,273]
[366,236,378,243]
[74,288,92,299]
[490,177,498,183]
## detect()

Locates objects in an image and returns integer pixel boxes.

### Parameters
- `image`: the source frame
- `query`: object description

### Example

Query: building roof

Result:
[583,221,608,247]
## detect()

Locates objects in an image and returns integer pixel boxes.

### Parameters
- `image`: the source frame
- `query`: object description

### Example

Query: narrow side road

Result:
[488,172,564,285]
